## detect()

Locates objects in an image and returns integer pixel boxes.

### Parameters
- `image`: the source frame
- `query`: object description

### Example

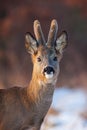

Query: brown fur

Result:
[0,20,68,130]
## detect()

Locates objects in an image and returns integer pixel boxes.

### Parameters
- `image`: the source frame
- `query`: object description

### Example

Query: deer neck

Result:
[27,68,55,104]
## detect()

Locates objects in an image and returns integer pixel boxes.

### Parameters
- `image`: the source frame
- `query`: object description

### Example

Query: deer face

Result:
[31,46,59,84]
[25,20,68,84]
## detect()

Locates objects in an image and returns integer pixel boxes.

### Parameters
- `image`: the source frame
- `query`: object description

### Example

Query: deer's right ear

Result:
[25,32,38,55]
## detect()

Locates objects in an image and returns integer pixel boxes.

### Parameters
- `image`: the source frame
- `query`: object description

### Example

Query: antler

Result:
[47,19,58,47]
[34,20,46,45]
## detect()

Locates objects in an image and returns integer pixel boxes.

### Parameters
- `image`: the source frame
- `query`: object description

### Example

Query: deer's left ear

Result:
[55,31,68,54]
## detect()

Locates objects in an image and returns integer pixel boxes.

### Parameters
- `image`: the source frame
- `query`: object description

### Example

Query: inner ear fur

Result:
[55,31,68,54]
[25,32,38,55]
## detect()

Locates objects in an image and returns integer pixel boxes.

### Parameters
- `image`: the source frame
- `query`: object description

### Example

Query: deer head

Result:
[25,19,68,85]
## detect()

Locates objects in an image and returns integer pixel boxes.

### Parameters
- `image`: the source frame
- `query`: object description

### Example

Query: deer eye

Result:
[53,56,57,61]
[37,57,42,62]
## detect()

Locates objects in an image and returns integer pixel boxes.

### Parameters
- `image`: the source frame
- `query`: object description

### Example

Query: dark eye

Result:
[53,56,57,61]
[37,57,41,62]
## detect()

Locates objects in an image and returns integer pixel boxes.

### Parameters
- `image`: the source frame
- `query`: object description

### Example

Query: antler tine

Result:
[47,19,58,47]
[34,20,46,45]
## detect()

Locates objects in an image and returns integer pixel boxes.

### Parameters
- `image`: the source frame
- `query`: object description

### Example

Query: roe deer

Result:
[0,19,68,130]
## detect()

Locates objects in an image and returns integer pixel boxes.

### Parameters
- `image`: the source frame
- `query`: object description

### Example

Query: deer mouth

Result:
[44,72,54,79]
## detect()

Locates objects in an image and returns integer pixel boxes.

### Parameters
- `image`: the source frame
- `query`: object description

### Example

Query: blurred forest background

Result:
[0,0,87,89]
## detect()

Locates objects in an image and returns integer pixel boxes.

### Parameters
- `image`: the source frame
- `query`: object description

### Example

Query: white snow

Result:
[41,88,87,130]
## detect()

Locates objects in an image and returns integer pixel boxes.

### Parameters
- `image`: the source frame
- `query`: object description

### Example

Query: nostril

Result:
[44,66,55,74]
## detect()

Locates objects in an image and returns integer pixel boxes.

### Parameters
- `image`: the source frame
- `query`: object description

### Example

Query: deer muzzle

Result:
[43,66,55,79]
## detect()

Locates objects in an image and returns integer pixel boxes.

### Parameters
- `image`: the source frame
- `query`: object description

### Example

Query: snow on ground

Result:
[41,88,87,130]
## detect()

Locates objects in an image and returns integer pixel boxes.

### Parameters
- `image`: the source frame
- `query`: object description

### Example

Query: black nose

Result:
[43,66,55,74]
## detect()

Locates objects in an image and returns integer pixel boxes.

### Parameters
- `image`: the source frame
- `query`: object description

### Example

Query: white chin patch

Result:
[45,72,54,79]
